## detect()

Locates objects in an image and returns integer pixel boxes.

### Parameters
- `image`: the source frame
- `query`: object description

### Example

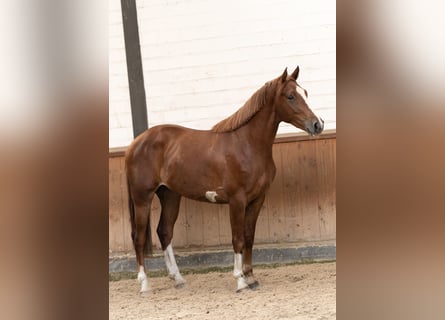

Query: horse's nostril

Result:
[313,119,323,133]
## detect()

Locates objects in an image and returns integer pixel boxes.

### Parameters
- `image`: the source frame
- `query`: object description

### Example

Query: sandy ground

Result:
[109,262,336,320]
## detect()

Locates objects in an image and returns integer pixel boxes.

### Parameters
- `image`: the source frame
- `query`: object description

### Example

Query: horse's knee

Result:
[232,236,245,253]
[135,238,145,249]
[133,229,146,246]
[157,225,172,249]
[245,237,254,249]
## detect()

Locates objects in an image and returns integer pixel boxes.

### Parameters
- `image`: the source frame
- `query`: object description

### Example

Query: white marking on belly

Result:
[205,191,217,203]
[157,182,168,189]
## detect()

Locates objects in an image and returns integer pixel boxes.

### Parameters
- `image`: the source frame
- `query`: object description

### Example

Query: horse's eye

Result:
[287,95,295,100]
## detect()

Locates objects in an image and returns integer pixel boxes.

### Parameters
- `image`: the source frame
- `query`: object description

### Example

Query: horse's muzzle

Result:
[305,118,324,135]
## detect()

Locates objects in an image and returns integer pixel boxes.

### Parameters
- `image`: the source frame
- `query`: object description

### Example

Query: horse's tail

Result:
[127,177,153,256]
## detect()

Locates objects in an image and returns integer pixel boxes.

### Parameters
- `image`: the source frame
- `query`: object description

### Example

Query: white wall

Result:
[109,0,335,148]
[109,0,133,147]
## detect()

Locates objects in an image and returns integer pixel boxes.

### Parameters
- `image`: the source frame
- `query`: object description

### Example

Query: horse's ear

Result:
[290,66,300,80]
[280,67,288,82]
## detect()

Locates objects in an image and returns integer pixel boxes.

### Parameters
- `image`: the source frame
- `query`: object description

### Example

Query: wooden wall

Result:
[109,132,336,253]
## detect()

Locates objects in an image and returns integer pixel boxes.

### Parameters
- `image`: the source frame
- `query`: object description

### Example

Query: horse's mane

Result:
[211,81,273,133]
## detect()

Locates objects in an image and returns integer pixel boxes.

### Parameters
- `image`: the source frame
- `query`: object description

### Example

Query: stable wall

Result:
[109,0,336,148]
[109,131,336,253]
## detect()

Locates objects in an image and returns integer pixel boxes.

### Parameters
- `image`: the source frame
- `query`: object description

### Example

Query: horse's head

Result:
[273,67,324,135]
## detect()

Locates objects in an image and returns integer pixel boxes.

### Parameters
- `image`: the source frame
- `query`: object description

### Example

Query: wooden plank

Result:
[274,129,336,144]
[108,130,337,158]
[279,142,305,242]
[109,157,125,252]
[254,200,270,244]
[109,146,126,158]
[172,197,188,248]
[184,199,204,247]
[202,203,221,247]
[295,140,321,241]
[109,137,336,252]
[218,203,232,246]
[315,138,336,239]
[266,144,286,242]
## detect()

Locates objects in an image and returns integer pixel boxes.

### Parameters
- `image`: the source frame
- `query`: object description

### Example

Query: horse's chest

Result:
[246,161,275,197]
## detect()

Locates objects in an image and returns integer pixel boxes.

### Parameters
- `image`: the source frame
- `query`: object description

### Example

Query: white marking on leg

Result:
[164,244,185,286]
[233,253,248,291]
[137,265,149,293]
[205,191,217,203]
[233,253,243,278]
[163,248,174,279]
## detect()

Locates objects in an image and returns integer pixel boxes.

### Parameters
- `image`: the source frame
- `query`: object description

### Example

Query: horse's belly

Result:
[165,181,229,204]
[160,150,275,205]
[162,167,228,203]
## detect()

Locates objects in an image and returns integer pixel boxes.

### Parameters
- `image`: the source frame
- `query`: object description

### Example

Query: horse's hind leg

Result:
[133,190,155,294]
[156,186,185,288]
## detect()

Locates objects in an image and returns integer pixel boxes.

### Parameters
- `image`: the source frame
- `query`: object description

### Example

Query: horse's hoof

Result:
[236,286,249,293]
[139,279,150,295]
[173,275,186,289]
[175,282,185,289]
[140,289,150,296]
[235,277,249,293]
[174,275,186,289]
[248,280,259,290]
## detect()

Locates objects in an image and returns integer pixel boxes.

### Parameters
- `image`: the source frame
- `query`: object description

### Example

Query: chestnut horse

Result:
[125,67,324,293]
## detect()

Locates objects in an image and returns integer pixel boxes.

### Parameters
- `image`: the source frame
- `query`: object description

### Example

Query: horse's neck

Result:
[240,104,279,150]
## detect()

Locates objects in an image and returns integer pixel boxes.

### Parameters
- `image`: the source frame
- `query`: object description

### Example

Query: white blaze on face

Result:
[296,85,308,104]
[296,85,322,126]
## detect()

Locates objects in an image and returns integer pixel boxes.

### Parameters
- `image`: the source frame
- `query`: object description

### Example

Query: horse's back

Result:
[126,124,214,172]
[127,124,203,158]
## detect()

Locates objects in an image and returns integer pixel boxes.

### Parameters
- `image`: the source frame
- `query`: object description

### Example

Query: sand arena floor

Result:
[109,262,336,320]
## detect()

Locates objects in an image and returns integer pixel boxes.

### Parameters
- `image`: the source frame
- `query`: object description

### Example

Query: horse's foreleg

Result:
[243,194,266,290]
[156,187,185,288]
[229,196,249,292]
